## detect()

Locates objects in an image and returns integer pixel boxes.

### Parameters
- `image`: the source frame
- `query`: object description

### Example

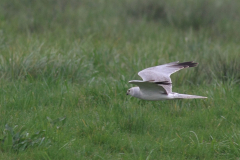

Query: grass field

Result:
[0,0,240,159]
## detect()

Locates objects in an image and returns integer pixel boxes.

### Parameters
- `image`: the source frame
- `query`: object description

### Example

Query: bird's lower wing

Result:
[129,80,171,94]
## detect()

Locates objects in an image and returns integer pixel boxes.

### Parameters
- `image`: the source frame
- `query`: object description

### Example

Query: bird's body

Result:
[127,61,207,100]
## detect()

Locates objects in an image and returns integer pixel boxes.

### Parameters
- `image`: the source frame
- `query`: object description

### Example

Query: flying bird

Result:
[127,61,207,100]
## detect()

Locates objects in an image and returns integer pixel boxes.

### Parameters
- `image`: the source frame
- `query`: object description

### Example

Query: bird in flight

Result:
[127,61,207,100]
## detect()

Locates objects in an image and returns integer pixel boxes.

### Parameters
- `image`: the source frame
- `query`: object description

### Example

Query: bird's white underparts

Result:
[127,61,207,100]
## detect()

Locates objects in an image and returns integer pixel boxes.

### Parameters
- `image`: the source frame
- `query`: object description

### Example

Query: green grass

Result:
[0,0,240,159]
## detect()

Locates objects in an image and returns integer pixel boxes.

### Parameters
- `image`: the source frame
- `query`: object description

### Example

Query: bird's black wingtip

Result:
[175,61,198,68]
[154,81,172,85]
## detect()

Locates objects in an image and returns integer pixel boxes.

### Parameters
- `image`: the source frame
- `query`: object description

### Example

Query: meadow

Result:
[0,0,240,159]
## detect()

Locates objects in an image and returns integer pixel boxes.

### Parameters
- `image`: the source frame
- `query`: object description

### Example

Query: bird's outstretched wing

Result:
[137,61,198,93]
[129,80,171,94]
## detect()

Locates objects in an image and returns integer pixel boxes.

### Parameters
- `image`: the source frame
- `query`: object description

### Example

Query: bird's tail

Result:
[174,93,207,99]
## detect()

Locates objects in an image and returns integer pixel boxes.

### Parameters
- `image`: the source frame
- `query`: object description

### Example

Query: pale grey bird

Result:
[126,61,207,100]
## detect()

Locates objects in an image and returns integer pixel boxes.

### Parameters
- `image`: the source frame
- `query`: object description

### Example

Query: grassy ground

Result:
[0,0,240,159]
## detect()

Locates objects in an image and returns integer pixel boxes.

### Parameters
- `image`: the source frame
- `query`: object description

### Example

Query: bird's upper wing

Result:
[129,80,171,94]
[138,61,198,93]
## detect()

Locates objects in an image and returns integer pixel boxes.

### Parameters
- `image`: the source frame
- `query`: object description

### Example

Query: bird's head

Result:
[126,87,138,96]
[126,88,131,95]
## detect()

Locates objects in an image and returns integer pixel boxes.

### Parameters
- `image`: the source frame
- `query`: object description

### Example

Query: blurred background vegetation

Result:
[1,0,240,38]
[0,0,239,85]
